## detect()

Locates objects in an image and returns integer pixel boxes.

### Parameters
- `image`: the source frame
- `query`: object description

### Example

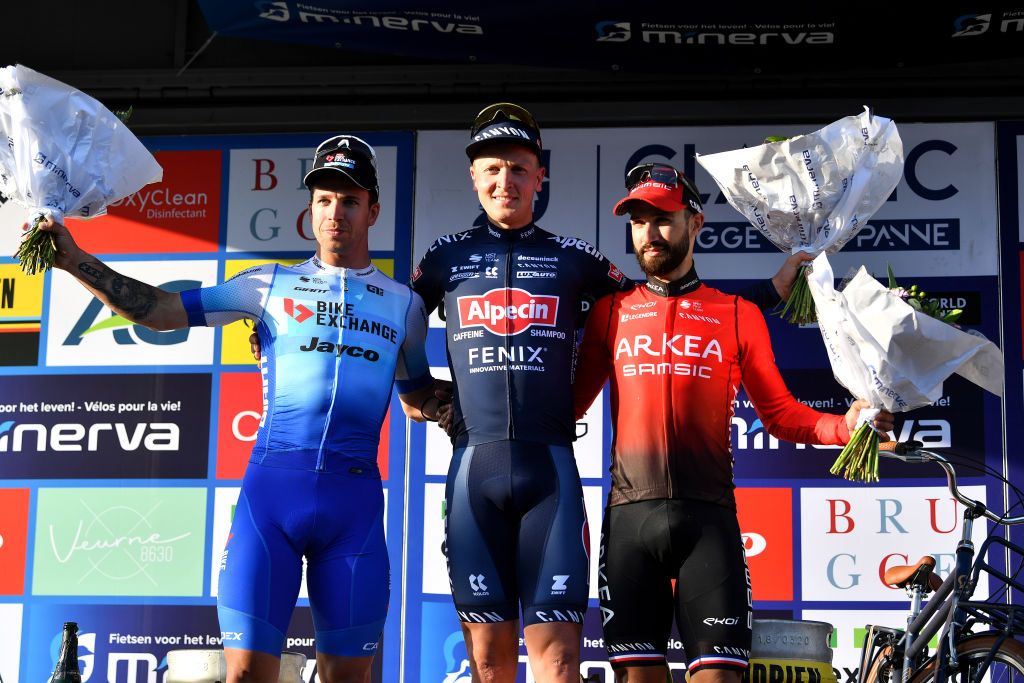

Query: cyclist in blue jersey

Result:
[38,135,446,683]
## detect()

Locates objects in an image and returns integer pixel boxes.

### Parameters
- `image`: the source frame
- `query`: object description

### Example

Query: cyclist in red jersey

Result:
[572,163,894,683]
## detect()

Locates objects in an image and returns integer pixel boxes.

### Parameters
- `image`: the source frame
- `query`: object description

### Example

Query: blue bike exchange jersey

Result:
[181,256,431,472]
[411,221,633,448]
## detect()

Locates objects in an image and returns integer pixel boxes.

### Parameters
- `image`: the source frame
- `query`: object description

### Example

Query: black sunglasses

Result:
[625,163,696,194]
[471,103,539,137]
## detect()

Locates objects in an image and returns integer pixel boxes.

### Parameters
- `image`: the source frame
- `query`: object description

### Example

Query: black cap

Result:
[466,103,543,161]
[303,135,379,201]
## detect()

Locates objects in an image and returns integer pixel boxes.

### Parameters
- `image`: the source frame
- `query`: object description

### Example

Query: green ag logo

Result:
[64,280,199,346]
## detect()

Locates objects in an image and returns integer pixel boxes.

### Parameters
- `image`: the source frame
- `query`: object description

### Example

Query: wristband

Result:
[419,394,438,421]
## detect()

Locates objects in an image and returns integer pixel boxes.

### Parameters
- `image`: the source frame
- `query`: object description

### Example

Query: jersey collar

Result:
[309,255,377,277]
[483,220,539,241]
[644,265,702,297]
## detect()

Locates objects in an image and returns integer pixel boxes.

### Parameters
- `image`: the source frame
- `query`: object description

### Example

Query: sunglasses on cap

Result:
[625,163,697,194]
[315,135,377,166]
[470,102,539,137]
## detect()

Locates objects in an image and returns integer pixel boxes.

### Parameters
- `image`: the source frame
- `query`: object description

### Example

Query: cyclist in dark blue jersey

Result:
[39,135,446,683]
[412,103,625,682]
[419,105,811,683]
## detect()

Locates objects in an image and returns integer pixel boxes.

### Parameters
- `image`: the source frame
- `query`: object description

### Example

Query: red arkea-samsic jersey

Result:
[573,269,850,509]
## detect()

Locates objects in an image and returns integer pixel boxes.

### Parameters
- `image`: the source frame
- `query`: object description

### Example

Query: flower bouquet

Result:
[0,64,162,274]
[806,252,1003,482]
[696,107,904,323]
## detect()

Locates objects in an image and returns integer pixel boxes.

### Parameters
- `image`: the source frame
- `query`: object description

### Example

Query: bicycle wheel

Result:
[908,634,1024,683]
[863,643,897,683]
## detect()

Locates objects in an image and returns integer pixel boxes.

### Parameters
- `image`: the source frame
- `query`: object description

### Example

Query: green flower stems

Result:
[830,422,880,483]
[16,215,56,275]
[777,264,816,324]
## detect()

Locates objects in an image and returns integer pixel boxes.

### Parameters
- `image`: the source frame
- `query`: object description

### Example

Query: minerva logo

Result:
[0,420,180,452]
[456,289,559,336]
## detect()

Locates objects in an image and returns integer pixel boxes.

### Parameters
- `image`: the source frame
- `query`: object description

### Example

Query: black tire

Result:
[863,643,898,683]
[907,634,1024,683]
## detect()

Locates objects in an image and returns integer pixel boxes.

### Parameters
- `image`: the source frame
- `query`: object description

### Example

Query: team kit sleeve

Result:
[737,298,851,445]
[572,294,614,421]
[409,240,447,314]
[179,264,276,327]
[394,291,433,395]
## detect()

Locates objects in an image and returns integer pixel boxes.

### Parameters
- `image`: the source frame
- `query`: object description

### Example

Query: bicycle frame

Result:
[857,445,1024,683]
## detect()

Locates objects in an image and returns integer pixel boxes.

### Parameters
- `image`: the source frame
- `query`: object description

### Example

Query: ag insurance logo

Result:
[45,260,217,366]
[33,487,206,596]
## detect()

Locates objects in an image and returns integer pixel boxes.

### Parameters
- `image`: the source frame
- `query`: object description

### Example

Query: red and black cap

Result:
[613,163,703,216]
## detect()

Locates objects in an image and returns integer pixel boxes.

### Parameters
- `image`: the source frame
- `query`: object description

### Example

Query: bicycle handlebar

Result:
[878,441,1024,526]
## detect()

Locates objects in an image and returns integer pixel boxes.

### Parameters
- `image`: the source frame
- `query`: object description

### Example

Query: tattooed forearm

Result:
[78,261,159,321]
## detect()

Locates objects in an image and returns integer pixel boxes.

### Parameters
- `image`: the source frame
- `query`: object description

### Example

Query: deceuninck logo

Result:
[33,488,206,596]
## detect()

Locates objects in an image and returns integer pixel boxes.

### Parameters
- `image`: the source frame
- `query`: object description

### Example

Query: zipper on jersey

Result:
[504,244,515,440]
[665,297,678,490]
[317,280,345,471]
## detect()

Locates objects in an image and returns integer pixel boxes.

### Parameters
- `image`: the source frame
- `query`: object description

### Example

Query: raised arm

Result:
[38,217,187,330]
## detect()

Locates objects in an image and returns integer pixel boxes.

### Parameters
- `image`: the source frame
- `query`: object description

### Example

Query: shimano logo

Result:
[298,337,380,361]
[0,420,179,452]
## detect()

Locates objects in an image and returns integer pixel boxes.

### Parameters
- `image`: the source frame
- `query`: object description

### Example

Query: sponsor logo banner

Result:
[0,488,30,594]
[414,123,997,282]
[22,604,342,683]
[799,485,988,601]
[32,487,207,596]
[0,373,210,479]
[219,258,395,364]
[737,488,792,601]
[216,372,261,479]
[0,604,22,683]
[0,263,43,366]
[45,261,217,366]
[227,145,398,252]
[732,371,986,478]
[67,150,221,253]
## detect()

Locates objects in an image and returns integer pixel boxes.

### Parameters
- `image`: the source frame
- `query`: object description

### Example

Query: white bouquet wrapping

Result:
[0,64,162,273]
[696,107,904,323]
[806,252,1003,481]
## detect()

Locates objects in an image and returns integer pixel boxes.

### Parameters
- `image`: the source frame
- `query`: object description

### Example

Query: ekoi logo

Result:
[283,298,313,323]
[456,289,559,335]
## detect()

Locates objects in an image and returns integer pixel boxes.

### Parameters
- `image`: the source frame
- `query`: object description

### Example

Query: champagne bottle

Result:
[49,622,82,683]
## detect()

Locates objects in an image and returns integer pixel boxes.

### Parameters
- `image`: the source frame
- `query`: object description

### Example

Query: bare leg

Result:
[522,621,583,683]
[314,652,375,683]
[224,648,280,683]
[460,620,520,682]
